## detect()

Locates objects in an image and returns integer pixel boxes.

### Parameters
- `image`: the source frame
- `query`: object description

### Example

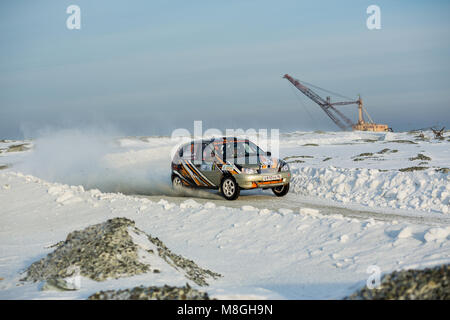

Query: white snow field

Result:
[0,130,449,299]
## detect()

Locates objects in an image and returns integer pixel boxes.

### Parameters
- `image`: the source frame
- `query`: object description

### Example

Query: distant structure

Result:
[283,74,391,132]
[432,127,445,140]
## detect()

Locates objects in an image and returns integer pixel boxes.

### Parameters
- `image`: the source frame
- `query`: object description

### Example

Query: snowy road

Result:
[138,190,450,227]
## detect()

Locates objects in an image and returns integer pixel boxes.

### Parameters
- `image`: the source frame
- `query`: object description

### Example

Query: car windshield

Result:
[214,139,266,162]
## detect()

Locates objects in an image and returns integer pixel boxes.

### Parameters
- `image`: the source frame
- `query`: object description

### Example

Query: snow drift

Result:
[291,167,449,214]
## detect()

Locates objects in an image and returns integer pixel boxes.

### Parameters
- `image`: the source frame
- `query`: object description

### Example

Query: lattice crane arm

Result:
[283,74,355,131]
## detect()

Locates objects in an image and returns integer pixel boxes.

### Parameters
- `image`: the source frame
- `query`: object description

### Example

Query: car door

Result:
[198,141,222,187]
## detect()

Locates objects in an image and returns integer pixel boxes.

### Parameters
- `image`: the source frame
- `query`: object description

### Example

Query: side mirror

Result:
[266,151,271,157]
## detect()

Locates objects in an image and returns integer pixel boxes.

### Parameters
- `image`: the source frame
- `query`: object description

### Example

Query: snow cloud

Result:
[15,127,174,195]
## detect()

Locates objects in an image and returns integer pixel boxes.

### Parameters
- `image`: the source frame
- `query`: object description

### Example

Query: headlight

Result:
[242,167,257,174]
[280,163,290,172]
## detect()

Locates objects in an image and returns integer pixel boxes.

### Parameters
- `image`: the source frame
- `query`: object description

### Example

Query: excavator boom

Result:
[283,74,390,132]
[283,74,354,130]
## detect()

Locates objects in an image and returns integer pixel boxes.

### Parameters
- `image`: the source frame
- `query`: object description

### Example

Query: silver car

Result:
[171,137,291,200]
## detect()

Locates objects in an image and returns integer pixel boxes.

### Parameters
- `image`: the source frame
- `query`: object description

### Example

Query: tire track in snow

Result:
[136,191,450,227]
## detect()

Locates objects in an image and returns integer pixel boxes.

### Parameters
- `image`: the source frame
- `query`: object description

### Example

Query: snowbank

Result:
[291,167,449,214]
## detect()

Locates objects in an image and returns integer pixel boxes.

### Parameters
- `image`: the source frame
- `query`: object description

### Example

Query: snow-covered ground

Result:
[0,130,449,299]
[283,131,449,214]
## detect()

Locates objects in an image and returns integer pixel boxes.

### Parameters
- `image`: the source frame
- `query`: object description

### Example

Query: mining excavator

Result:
[283,74,392,132]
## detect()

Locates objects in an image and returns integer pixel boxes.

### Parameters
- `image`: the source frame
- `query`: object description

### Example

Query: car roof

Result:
[178,137,256,148]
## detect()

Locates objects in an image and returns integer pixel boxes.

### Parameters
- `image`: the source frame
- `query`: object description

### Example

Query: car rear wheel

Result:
[220,176,240,200]
[272,183,289,197]
[172,175,183,191]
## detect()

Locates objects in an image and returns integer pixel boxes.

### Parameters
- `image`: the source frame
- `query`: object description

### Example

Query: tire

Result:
[220,176,240,200]
[272,183,290,197]
[172,175,184,191]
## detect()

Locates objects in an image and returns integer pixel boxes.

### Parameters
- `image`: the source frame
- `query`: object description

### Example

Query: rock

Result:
[357,152,374,157]
[88,284,210,300]
[347,264,450,300]
[21,217,221,286]
[302,143,319,147]
[6,144,30,153]
[386,140,417,145]
[409,154,432,161]
[435,168,449,174]
[399,166,429,172]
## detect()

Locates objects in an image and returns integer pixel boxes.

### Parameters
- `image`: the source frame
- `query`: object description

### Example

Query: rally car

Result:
[171,137,291,200]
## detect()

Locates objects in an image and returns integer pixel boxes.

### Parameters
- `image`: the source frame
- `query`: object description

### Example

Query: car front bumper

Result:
[234,171,291,189]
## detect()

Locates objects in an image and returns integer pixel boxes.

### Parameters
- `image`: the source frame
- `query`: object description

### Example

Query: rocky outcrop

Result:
[22,217,221,287]
[347,264,449,300]
[88,284,210,300]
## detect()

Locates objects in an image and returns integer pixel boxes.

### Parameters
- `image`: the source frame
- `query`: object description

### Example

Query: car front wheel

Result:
[220,176,240,200]
[272,183,290,197]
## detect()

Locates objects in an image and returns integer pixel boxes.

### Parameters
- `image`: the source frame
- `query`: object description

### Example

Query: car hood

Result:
[230,156,282,170]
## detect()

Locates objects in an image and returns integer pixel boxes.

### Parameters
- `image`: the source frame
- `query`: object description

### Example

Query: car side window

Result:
[180,144,192,160]
[180,142,203,163]
[202,142,216,163]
